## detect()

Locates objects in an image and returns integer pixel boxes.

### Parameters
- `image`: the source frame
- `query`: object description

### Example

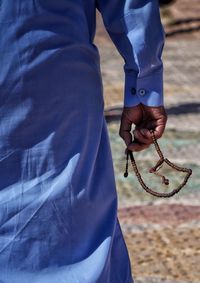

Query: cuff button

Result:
[131,87,136,95]
[139,88,146,96]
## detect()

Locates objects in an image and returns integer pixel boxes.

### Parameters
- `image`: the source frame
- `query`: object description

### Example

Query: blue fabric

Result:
[96,0,165,107]
[0,0,164,282]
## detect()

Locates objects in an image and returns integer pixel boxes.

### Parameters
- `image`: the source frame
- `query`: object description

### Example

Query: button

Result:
[139,88,146,96]
[131,87,136,95]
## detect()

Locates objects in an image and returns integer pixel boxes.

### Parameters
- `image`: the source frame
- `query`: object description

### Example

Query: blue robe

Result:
[0,0,165,282]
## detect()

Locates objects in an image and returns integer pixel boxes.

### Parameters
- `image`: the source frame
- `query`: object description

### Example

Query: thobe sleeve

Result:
[96,0,166,107]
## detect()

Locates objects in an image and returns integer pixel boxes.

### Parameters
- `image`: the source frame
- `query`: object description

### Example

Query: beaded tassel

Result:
[123,130,192,198]
[124,151,129,178]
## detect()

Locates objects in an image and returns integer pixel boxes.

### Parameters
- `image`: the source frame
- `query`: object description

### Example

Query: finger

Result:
[135,120,157,132]
[138,121,166,141]
[154,123,166,139]
[119,113,133,147]
[127,141,150,152]
[133,129,152,145]
[141,124,165,140]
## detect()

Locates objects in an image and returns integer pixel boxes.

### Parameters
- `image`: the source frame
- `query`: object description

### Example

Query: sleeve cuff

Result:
[123,70,164,107]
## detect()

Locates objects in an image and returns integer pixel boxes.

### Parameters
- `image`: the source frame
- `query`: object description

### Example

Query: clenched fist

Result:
[119,104,168,153]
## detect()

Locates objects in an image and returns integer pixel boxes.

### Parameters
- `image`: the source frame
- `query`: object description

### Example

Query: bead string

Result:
[124,130,192,198]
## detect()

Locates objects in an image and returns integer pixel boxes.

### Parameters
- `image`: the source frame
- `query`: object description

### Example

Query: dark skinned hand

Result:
[119,103,168,153]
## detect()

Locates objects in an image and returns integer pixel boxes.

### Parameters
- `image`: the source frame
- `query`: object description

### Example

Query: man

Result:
[0,0,167,282]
